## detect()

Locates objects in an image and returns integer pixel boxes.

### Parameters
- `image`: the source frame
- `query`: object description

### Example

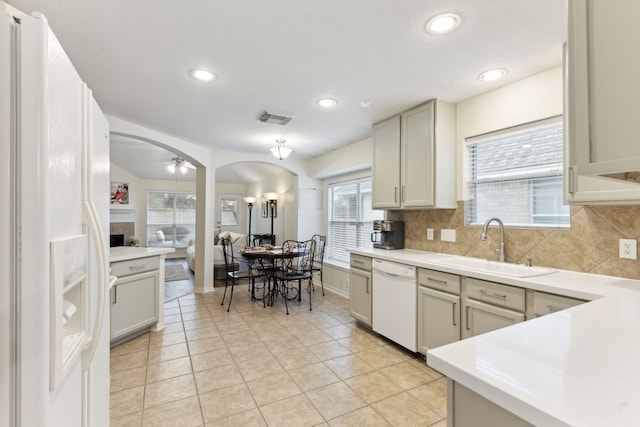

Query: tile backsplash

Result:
[387,202,640,280]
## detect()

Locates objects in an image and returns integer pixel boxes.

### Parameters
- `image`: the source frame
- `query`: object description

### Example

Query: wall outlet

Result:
[427,228,434,240]
[441,229,456,242]
[619,239,637,259]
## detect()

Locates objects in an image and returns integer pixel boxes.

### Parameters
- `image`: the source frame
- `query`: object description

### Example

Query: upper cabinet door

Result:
[401,102,435,208]
[565,0,640,205]
[372,115,401,209]
[565,0,640,204]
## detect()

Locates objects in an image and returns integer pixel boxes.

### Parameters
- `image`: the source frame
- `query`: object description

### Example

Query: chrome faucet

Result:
[481,217,505,262]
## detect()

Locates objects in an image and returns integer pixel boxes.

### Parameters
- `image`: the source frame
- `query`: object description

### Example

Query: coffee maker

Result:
[371,220,404,249]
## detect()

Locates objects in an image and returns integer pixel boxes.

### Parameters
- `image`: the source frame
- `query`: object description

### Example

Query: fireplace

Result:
[110,222,135,247]
[110,234,125,247]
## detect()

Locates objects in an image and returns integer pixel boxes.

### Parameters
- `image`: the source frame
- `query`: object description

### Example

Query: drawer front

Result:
[111,256,160,278]
[350,254,372,271]
[464,277,525,312]
[533,292,585,316]
[418,268,461,295]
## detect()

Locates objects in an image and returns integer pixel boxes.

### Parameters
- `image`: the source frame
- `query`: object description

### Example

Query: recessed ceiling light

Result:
[316,98,338,108]
[360,100,371,108]
[425,13,461,35]
[478,68,507,82]
[190,69,216,82]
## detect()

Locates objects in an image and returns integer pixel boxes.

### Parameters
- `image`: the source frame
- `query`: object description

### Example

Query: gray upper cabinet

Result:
[372,99,456,209]
[372,115,401,208]
[565,0,640,204]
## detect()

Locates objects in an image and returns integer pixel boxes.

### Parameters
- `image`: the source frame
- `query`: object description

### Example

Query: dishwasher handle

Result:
[372,259,416,280]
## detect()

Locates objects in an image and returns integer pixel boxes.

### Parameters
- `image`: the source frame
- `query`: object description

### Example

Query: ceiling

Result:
[8,0,566,181]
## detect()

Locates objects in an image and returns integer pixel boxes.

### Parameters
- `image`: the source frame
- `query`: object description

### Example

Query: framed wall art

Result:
[110,181,129,205]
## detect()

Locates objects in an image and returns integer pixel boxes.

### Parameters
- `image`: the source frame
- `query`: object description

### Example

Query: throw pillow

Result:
[228,231,243,244]
[219,231,231,242]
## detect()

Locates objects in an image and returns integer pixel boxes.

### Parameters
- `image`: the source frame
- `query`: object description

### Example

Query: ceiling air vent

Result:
[258,111,292,126]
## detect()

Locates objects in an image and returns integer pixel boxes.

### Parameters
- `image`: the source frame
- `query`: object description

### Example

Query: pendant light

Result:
[270,139,293,160]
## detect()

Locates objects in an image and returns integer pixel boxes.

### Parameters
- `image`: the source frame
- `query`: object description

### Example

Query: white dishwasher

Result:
[372,259,417,351]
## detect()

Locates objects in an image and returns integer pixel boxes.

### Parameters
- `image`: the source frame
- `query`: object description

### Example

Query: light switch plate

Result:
[441,229,456,242]
[427,228,434,240]
[619,239,637,259]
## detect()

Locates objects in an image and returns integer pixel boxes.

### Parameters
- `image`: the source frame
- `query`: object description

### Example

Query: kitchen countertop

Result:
[109,246,175,263]
[348,248,640,426]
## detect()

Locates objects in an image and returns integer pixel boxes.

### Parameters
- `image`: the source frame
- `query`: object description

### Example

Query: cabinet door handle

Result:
[452,302,457,326]
[353,259,364,265]
[547,304,562,313]
[480,290,507,301]
[394,187,398,203]
[465,306,470,331]
[401,186,406,202]
[427,278,447,287]
[366,281,369,294]
[129,264,145,271]
[112,286,117,304]
[568,166,575,195]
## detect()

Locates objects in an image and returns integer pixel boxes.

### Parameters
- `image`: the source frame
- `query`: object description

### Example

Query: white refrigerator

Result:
[1,3,111,426]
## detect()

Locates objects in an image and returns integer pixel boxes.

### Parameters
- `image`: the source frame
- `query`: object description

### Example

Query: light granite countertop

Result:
[109,246,175,263]
[348,248,640,426]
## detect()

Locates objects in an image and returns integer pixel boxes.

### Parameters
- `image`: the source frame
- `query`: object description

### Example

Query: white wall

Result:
[307,137,372,179]
[456,66,563,199]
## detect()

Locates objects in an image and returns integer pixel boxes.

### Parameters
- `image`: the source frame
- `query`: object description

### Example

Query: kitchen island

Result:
[348,248,640,426]
[109,246,174,344]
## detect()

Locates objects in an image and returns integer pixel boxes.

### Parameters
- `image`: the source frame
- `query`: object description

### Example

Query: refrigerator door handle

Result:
[81,199,108,368]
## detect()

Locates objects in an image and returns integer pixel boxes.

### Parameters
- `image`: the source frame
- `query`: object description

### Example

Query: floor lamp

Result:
[263,192,279,245]
[243,196,256,244]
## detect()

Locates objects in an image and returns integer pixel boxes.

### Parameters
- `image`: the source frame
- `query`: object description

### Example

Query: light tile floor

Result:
[110,281,448,426]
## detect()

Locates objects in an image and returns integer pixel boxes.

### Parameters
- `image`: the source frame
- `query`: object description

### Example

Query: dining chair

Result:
[271,239,315,315]
[220,237,265,311]
[310,234,326,296]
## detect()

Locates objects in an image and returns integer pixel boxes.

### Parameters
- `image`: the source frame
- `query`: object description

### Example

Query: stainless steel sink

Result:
[429,257,557,278]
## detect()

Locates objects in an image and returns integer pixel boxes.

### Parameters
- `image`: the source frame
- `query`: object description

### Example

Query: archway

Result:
[108,131,211,293]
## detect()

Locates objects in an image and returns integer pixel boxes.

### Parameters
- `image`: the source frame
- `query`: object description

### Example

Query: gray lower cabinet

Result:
[462,278,525,339]
[449,379,533,427]
[533,291,585,317]
[417,269,461,354]
[349,254,372,327]
[110,256,160,343]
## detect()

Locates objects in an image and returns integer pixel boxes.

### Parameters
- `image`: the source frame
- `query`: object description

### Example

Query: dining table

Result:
[239,246,308,306]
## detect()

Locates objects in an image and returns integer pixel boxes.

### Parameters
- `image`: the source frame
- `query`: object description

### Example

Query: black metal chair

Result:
[310,234,326,295]
[252,234,275,247]
[220,237,265,312]
[271,239,315,315]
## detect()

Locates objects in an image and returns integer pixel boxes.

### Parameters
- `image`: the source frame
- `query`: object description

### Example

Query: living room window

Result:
[147,192,197,248]
[328,177,383,264]
[464,116,569,228]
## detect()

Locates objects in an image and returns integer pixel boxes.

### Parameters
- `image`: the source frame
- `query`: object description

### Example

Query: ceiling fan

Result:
[157,156,196,174]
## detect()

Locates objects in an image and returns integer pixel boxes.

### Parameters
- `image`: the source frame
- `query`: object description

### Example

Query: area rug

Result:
[165,264,190,282]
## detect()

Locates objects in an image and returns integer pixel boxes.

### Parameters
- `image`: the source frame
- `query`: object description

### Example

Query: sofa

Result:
[186,230,246,279]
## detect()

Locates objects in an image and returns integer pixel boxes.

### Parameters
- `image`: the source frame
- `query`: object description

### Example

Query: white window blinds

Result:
[465,116,569,228]
[328,177,383,263]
